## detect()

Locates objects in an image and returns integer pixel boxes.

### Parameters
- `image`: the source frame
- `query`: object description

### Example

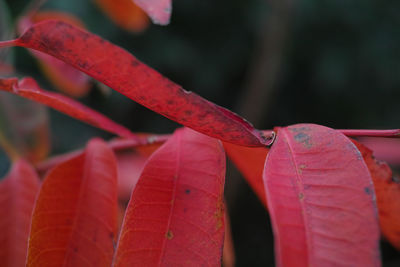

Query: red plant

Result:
[0,6,399,267]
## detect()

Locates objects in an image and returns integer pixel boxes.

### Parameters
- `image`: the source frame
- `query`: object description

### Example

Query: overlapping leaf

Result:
[223,142,269,207]
[353,141,400,250]
[95,0,150,32]
[358,137,400,165]
[18,11,91,97]
[0,20,271,147]
[113,128,226,266]
[116,150,149,201]
[0,159,40,267]
[263,124,380,266]
[0,77,137,139]
[27,139,118,266]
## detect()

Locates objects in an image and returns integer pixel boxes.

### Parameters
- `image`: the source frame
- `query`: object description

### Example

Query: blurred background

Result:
[1,0,399,265]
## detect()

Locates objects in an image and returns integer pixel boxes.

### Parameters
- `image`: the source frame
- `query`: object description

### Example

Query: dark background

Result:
[2,0,400,265]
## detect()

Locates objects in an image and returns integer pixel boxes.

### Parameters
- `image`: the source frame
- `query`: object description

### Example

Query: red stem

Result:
[0,40,17,48]
[36,134,170,173]
[338,129,400,138]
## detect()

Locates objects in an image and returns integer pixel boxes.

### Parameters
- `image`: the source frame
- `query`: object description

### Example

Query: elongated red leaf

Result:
[27,138,118,267]
[353,141,400,250]
[263,124,381,267]
[223,142,269,207]
[133,0,171,25]
[18,11,91,98]
[0,159,40,267]
[0,77,137,139]
[113,128,226,266]
[0,20,271,147]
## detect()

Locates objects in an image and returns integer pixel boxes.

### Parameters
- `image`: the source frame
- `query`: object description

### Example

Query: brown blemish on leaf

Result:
[364,187,372,195]
[166,230,174,240]
[298,192,304,200]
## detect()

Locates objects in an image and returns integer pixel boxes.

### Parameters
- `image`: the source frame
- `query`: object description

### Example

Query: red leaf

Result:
[18,11,91,98]
[353,141,400,250]
[1,20,271,147]
[263,124,381,266]
[0,77,137,139]
[113,128,226,266]
[95,0,150,32]
[0,159,40,267]
[133,0,171,25]
[223,142,269,207]
[27,138,119,267]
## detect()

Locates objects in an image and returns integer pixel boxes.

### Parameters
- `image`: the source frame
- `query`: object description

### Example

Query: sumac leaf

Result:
[26,139,118,267]
[95,0,150,32]
[223,142,269,207]
[263,124,381,266]
[0,77,137,139]
[0,20,271,147]
[353,141,400,250]
[133,0,171,25]
[0,159,40,267]
[18,11,91,98]
[113,128,225,266]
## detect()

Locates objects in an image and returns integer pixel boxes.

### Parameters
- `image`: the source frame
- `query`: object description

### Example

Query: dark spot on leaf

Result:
[294,132,312,148]
[290,126,311,133]
[184,110,193,115]
[298,192,304,200]
[185,189,191,194]
[167,100,175,105]
[73,247,78,253]
[364,187,371,195]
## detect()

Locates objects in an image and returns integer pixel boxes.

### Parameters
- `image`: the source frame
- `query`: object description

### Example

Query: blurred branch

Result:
[240,0,295,127]
[226,0,296,207]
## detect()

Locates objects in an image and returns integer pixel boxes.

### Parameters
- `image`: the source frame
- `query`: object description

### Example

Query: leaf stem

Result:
[0,40,17,49]
[338,129,400,138]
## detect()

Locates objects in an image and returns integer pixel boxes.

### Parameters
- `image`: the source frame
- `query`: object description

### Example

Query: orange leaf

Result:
[353,140,400,250]
[0,159,40,267]
[18,11,91,98]
[113,128,226,266]
[26,138,119,266]
[223,142,269,207]
[95,0,150,32]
